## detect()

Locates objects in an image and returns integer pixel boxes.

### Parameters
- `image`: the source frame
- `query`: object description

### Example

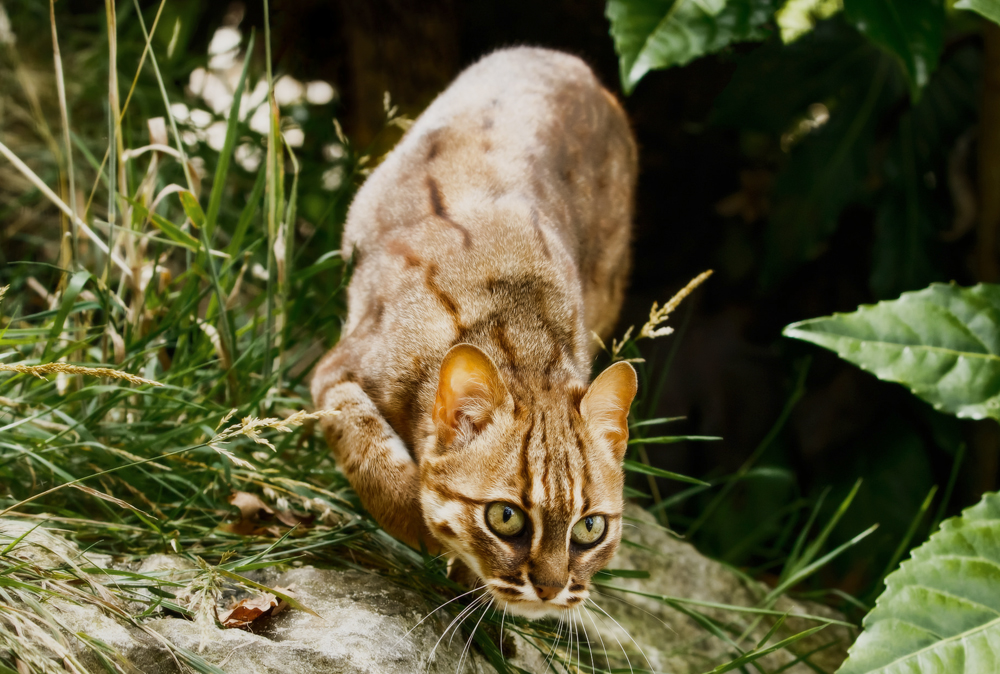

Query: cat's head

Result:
[420,343,636,618]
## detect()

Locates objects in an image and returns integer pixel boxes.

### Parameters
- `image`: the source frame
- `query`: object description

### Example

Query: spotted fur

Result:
[311,47,637,618]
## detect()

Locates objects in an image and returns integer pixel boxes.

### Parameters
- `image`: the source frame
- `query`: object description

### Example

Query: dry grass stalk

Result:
[601,269,714,361]
[210,409,340,453]
[50,0,78,270]
[0,362,163,387]
[638,269,714,340]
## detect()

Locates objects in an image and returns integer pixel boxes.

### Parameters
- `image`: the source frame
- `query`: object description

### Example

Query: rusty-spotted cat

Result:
[311,47,637,618]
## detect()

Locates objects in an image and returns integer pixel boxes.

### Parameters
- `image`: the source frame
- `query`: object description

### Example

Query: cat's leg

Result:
[317,381,439,552]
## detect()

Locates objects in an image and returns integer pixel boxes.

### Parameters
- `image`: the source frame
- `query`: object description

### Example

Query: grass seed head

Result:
[0,362,163,387]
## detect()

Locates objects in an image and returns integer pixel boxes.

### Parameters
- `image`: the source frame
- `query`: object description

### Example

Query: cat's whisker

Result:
[429,591,490,662]
[588,598,653,673]
[456,597,493,674]
[582,602,611,673]
[447,592,490,648]
[447,596,484,649]
[393,584,488,650]
[566,612,573,665]
[569,609,577,669]
[575,610,583,670]
[499,602,509,662]
[577,607,596,674]
[586,598,633,674]
[541,614,566,673]
[573,608,590,669]
[592,587,677,635]
[566,611,579,669]
[575,609,583,670]
[589,597,654,670]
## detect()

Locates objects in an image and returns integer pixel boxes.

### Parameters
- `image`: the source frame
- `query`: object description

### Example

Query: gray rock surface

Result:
[150,567,495,674]
[591,505,854,673]
[2,510,854,673]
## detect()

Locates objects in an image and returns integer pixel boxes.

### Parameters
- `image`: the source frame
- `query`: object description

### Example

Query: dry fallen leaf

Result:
[220,593,277,628]
[230,491,274,519]
[219,491,313,536]
[219,586,295,629]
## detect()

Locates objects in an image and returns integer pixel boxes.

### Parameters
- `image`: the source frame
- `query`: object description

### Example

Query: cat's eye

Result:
[570,514,606,546]
[486,502,527,537]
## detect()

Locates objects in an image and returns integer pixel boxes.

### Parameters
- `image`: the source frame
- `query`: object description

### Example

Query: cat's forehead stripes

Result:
[523,408,586,528]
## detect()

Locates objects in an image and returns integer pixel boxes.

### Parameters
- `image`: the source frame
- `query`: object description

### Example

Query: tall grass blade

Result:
[700,625,827,674]
[785,479,862,584]
[871,484,937,597]
[49,0,77,271]
[929,441,965,534]
[765,524,878,604]
[204,30,256,240]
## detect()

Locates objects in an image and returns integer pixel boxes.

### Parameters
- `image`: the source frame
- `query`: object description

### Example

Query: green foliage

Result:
[710,15,979,291]
[842,0,945,99]
[836,492,1000,673]
[776,0,845,42]
[608,0,950,98]
[610,0,981,291]
[784,283,1000,421]
[955,0,1000,24]
[605,0,781,94]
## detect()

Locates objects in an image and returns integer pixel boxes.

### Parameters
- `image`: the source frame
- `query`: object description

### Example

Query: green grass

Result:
[0,3,876,673]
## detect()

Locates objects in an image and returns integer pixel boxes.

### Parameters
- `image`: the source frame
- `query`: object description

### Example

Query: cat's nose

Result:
[534,584,562,601]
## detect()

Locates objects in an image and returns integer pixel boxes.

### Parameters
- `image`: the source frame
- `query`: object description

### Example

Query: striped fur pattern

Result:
[311,47,638,618]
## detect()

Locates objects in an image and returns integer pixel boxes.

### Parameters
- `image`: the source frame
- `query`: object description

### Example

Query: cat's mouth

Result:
[484,580,588,618]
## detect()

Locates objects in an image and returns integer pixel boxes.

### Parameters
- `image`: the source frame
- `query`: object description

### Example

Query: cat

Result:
[311,46,637,619]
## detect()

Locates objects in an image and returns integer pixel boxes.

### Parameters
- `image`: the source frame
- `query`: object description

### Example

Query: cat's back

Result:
[315,48,636,450]
[344,46,636,263]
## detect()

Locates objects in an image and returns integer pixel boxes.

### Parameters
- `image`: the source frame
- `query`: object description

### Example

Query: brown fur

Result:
[311,47,637,617]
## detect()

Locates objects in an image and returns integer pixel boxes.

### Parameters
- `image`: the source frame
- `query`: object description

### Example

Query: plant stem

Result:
[50,0,77,272]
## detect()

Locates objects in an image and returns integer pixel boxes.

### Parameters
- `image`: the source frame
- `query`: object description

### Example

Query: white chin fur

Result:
[496,595,582,620]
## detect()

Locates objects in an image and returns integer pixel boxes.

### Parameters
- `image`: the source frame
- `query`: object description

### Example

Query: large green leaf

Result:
[842,0,944,99]
[954,0,1000,25]
[606,0,782,94]
[784,283,1000,420]
[836,491,1000,673]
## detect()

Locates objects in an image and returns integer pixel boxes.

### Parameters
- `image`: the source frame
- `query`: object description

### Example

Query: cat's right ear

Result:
[433,344,509,445]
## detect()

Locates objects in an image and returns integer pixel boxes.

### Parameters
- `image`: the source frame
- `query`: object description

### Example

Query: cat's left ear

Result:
[581,361,637,461]
[433,344,509,445]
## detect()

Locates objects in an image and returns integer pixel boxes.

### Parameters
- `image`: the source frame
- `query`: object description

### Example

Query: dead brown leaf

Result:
[219,491,314,536]
[219,586,296,629]
[229,491,274,519]
[220,593,277,629]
